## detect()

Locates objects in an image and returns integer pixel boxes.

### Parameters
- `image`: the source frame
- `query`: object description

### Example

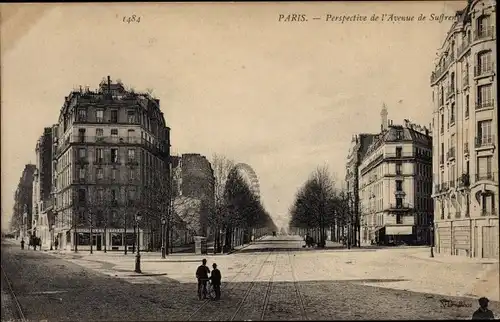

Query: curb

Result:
[226,236,269,255]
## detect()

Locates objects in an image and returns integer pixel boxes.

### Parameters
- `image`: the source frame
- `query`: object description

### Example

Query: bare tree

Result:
[208,154,234,253]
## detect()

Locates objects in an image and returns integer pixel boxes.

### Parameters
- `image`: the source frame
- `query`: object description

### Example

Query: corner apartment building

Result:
[430,0,498,258]
[359,106,433,245]
[53,77,171,251]
[32,127,55,248]
[345,132,377,245]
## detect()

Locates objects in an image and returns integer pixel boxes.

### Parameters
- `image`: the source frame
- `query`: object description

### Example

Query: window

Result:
[96,128,103,137]
[481,194,494,216]
[396,147,402,157]
[111,149,119,163]
[78,148,87,159]
[478,120,492,144]
[97,189,104,202]
[450,134,455,148]
[440,114,444,133]
[96,168,103,180]
[79,167,85,180]
[95,148,103,163]
[465,95,469,117]
[450,72,455,90]
[396,180,403,191]
[450,103,455,124]
[111,129,118,136]
[111,232,122,246]
[477,84,492,108]
[111,110,118,123]
[395,162,402,175]
[465,195,470,217]
[128,149,135,161]
[111,168,117,180]
[96,110,104,123]
[127,111,136,124]
[396,131,403,140]
[396,214,403,224]
[476,15,491,38]
[78,128,86,142]
[111,189,117,202]
[78,189,86,203]
[128,188,136,201]
[396,197,403,208]
[439,86,444,106]
[477,156,492,179]
[77,109,87,122]
[129,168,135,181]
[477,51,492,75]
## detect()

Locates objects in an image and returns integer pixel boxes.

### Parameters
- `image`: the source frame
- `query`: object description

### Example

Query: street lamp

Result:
[161,216,166,259]
[135,212,142,274]
[50,225,55,250]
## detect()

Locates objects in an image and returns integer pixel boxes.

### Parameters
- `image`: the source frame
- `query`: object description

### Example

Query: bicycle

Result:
[205,280,217,300]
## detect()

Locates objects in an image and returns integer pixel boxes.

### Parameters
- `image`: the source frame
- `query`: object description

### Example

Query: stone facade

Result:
[430,0,498,258]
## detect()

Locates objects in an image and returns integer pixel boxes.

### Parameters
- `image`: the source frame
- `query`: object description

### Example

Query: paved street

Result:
[1,236,499,321]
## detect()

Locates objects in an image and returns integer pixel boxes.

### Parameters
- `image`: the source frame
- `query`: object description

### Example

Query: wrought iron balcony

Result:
[481,208,498,217]
[475,172,497,182]
[474,26,495,41]
[476,99,495,110]
[475,135,495,148]
[387,203,412,211]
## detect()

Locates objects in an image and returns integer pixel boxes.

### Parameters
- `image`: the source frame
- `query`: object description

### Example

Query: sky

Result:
[1,2,464,231]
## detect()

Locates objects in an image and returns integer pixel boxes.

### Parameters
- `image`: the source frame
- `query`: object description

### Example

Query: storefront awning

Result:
[386,225,413,235]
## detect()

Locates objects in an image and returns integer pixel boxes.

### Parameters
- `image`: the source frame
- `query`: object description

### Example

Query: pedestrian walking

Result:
[20,238,25,250]
[195,259,210,300]
[472,297,495,320]
[210,263,222,300]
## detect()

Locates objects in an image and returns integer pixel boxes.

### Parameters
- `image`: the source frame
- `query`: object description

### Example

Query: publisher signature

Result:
[439,299,473,308]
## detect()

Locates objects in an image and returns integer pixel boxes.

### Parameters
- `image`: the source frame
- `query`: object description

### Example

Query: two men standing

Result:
[196,259,221,301]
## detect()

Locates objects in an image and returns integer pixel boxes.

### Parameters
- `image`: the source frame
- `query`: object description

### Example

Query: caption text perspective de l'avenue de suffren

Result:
[277,13,457,23]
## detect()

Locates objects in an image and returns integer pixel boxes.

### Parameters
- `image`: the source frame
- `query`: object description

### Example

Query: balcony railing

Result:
[57,136,168,156]
[474,26,495,41]
[481,208,498,216]
[475,135,495,148]
[474,63,494,77]
[385,152,413,158]
[449,180,456,188]
[394,190,406,196]
[475,172,497,182]
[464,142,469,154]
[447,147,456,160]
[476,99,495,110]
[387,203,412,210]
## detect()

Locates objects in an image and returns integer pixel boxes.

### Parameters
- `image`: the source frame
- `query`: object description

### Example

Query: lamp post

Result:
[430,224,434,258]
[134,212,142,273]
[161,216,166,259]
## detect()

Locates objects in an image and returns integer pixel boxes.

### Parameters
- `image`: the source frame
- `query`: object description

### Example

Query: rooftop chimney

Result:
[381,103,388,132]
[107,76,111,92]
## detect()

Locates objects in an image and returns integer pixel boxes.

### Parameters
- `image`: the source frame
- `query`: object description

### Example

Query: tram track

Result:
[288,251,309,321]
[1,264,26,322]
[229,250,278,321]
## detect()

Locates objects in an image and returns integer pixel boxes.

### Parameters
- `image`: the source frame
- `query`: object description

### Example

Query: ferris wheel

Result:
[230,163,260,200]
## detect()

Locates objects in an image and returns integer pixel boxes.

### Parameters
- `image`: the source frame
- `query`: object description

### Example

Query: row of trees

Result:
[289,166,359,248]
[72,153,276,255]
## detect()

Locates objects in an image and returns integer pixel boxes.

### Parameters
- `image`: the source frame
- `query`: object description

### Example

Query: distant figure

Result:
[472,297,495,320]
[210,263,222,300]
[54,239,59,250]
[195,259,210,300]
[20,238,25,250]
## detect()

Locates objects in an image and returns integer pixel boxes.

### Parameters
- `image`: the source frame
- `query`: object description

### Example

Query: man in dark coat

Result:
[210,263,222,300]
[195,259,210,300]
[472,297,495,320]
